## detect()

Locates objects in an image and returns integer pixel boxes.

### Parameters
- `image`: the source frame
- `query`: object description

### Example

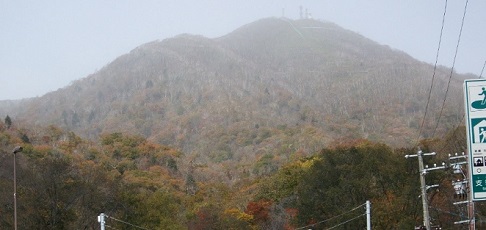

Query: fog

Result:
[1,0,485,100]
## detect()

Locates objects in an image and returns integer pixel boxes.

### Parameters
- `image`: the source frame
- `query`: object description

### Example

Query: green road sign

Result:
[472,174,486,199]
[464,79,486,201]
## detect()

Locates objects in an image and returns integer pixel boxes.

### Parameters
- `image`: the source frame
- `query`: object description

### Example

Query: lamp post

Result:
[12,146,22,230]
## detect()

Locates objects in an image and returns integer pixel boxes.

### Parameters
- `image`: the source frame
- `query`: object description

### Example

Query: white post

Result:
[366,200,371,230]
[98,213,105,230]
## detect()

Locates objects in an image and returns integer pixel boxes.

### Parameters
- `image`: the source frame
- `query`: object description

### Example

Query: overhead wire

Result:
[435,61,485,155]
[480,60,486,79]
[431,0,469,138]
[415,0,449,146]
[430,206,467,219]
[295,202,366,229]
[105,225,118,230]
[430,206,475,226]
[107,215,150,230]
[325,214,366,230]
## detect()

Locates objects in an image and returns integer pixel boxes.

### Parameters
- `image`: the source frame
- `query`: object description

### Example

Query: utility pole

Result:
[366,200,371,230]
[12,146,23,230]
[98,213,106,230]
[449,152,475,229]
[406,148,446,230]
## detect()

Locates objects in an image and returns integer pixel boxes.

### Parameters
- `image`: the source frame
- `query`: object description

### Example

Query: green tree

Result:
[20,133,30,143]
[255,140,422,229]
[5,115,12,129]
[115,187,185,229]
[6,145,118,229]
[293,141,419,229]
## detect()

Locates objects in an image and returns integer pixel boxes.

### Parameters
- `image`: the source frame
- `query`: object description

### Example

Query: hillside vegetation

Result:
[0,120,483,229]
[1,18,469,181]
[0,18,478,228]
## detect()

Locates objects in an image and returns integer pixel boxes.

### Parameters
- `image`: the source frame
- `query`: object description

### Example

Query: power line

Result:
[430,206,474,227]
[105,225,119,230]
[415,0,449,146]
[107,215,150,230]
[430,206,467,219]
[431,0,469,137]
[434,60,485,155]
[325,214,366,230]
[295,203,366,229]
[480,60,486,79]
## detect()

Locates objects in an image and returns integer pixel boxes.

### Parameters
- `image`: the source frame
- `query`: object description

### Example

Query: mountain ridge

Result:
[1,18,467,169]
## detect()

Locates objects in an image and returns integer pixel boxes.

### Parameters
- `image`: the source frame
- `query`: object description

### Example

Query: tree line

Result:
[0,117,484,229]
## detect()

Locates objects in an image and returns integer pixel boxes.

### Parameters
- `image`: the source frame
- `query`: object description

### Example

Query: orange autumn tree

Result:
[245,199,273,228]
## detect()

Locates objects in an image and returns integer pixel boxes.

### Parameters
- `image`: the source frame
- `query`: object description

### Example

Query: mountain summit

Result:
[3,18,466,165]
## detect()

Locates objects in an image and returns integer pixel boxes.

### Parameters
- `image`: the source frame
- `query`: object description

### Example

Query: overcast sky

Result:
[1,0,485,100]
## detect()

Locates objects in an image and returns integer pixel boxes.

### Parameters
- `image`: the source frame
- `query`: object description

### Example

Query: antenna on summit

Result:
[306,9,312,19]
[299,6,312,19]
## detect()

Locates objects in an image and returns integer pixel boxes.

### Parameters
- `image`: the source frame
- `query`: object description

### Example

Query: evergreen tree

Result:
[5,115,12,129]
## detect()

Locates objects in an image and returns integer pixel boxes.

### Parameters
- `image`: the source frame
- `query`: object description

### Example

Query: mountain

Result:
[1,18,469,177]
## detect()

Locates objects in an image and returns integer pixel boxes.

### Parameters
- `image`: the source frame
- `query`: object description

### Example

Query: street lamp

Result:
[12,146,22,230]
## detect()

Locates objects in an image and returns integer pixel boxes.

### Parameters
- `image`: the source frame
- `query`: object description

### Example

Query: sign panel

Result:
[464,79,486,201]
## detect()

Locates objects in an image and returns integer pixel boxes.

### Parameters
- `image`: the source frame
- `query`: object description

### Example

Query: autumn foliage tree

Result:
[253,140,426,229]
[245,199,273,228]
[0,120,476,229]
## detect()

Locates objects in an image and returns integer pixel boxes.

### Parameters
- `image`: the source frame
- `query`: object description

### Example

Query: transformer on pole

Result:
[405,148,446,230]
[449,152,474,229]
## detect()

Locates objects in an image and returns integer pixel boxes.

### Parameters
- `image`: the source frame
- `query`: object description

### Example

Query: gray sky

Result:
[1,0,485,100]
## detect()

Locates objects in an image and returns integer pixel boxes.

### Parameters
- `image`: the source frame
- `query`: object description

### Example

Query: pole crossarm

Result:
[405,148,446,230]
[405,151,437,159]
[423,163,448,174]
[426,184,439,191]
[448,152,474,229]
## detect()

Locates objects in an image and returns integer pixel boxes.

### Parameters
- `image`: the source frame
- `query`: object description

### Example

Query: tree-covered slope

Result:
[0,121,483,229]
[2,18,468,177]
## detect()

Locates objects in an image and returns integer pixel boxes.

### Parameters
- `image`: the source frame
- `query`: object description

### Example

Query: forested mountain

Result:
[0,122,480,229]
[0,18,481,229]
[1,18,469,181]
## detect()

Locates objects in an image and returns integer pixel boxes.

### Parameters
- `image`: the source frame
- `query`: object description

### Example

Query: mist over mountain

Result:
[1,18,468,170]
